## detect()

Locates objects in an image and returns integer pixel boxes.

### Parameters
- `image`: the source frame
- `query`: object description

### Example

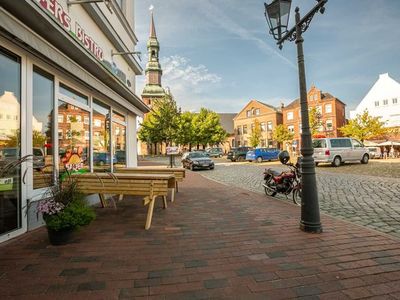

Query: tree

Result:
[138,94,180,153]
[309,107,322,136]
[249,119,262,148]
[272,124,294,149]
[339,110,388,142]
[175,111,195,151]
[192,108,227,149]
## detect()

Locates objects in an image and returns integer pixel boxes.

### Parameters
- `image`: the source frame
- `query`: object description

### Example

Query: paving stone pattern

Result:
[1,170,400,298]
[200,163,400,239]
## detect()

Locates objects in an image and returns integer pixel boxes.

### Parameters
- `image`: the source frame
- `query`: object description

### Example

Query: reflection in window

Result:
[112,122,126,168]
[32,67,54,189]
[58,101,90,174]
[93,100,111,172]
[0,47,21,234]
[59,83,88,105]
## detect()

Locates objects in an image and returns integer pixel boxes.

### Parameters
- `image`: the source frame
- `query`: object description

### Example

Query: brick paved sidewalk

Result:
[1,171,400,299]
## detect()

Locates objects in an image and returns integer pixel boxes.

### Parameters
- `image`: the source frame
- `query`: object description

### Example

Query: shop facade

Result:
[0,0,148,242]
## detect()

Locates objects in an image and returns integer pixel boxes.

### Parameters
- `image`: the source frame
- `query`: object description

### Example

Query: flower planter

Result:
[47,227,74,246]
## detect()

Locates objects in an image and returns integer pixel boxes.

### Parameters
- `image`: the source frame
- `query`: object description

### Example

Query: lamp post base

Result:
[299,220,323,233]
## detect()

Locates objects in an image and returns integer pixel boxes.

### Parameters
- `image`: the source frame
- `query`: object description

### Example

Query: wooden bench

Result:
[116,167,186,201]
[70,172,174,230]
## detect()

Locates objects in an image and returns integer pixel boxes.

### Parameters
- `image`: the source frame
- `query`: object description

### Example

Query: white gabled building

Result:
[350,73,400,127]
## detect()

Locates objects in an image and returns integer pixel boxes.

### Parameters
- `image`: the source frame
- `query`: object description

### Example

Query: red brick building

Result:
[282,86,346,150]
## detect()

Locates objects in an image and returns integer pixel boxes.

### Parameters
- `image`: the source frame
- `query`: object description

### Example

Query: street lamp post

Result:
[264,0,327,233]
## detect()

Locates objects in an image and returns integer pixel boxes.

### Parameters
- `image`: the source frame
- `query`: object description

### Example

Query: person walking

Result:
[383,147,388,159]
[389,146,395,159]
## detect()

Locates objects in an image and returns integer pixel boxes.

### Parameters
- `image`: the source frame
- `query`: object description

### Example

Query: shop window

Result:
[112,122,126,168]
[32,67,54,189]
[0,47,22,235]
[113,111,126,123]
[93,100,111,172]
[59,83,88,105]
[58,101,90,174]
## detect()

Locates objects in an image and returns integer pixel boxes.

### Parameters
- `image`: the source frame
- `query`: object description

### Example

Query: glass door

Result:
[0,48,22,236]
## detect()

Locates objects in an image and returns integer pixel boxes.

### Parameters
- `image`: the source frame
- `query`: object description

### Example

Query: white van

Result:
[312,138,369,167]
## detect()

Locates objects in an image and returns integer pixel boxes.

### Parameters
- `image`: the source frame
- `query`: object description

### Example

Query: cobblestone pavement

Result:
[197,161,400,239]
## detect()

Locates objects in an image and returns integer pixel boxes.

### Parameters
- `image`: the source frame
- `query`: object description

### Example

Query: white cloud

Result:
[161,56,221,85]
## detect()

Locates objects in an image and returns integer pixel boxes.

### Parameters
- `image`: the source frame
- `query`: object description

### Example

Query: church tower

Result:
[141,10,165,107]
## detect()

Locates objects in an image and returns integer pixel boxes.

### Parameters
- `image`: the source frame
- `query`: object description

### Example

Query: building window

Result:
[58,114,63,123]
[325,104,332,113]
[84,116,90,125]
[32,66,54,190]
[254,108,260,116]
[393,98,398,104]
[383,99,388,106]
[316,106,322,114]
[246,110,251,117]
[287,111,294,120]
[58,101,90,174]
[260,122,266,132]
[59,83,88,105]
[288,125,294,133]
[243,125,248,134]
[375,101,379,107]
[261,139,266,147]
[84,131,90,140]
[237,126,242,135]
[267,121,273,131]
[326,120,333,130]
[251,123,255,132]
[58,130,63,139]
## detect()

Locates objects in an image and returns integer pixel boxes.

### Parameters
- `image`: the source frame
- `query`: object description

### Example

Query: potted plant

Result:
[37,178,96,245]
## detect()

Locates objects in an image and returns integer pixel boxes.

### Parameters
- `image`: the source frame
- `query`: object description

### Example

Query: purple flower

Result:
[37,199,65,215]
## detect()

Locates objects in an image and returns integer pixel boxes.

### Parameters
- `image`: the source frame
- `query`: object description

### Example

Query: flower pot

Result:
[47,227,74,245]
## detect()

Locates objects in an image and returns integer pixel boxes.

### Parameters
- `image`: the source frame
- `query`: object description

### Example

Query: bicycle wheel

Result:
[292,186,302,206]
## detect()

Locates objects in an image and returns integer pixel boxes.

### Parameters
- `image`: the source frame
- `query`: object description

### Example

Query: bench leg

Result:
[118,194,124,202]
[176,181,179,193]
[99,194,107,208]
[163,196,168,209]
[170,188,175,202]
[145,196,156,230]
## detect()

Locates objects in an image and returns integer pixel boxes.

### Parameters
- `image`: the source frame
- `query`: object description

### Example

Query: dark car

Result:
[181,151,214,171]
[0,147,45,170]
[93,152,117,166]
[227,146,252,162]
[115,150,126,164]
[206,147,224,158]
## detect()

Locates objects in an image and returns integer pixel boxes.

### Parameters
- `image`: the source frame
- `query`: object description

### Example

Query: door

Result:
[351,139,364,161]
[0,47,24,239]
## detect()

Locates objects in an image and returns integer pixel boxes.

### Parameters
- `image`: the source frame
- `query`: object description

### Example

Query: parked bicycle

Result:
[262,150,302,206]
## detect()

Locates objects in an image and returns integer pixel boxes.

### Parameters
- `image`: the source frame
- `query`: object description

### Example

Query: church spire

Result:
[141,6,165,107]
[150,12,157,38]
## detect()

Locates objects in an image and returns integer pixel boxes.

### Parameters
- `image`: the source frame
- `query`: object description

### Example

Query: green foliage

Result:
[32,130,47,148]
[138,94,180,147]
[273,124,294,147]
[249,119,262,148]
[192,108,227,147]
[175,111,195,146]
[339,110,388,142]
[309,107,322,136]
[44,197,96,231]
[43,181,95,231]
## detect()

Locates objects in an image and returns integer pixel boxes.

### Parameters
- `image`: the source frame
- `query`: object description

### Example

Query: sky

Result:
[134,0,400,114]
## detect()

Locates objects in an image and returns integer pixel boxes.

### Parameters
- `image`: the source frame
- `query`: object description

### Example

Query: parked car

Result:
[368,147,381,159]
[246,148,280,163]
[115,150,126,164]
[93,152,117,166]
[0,147,45,170]
[206,147,224,158]
[312,137,369,167]
[227,147,252,162]
[181,151,214,170]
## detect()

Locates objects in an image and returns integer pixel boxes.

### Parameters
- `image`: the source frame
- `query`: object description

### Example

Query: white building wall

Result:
[350,73,400,127]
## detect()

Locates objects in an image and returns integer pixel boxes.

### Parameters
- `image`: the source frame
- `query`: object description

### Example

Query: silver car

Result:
[312,138,369,167]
